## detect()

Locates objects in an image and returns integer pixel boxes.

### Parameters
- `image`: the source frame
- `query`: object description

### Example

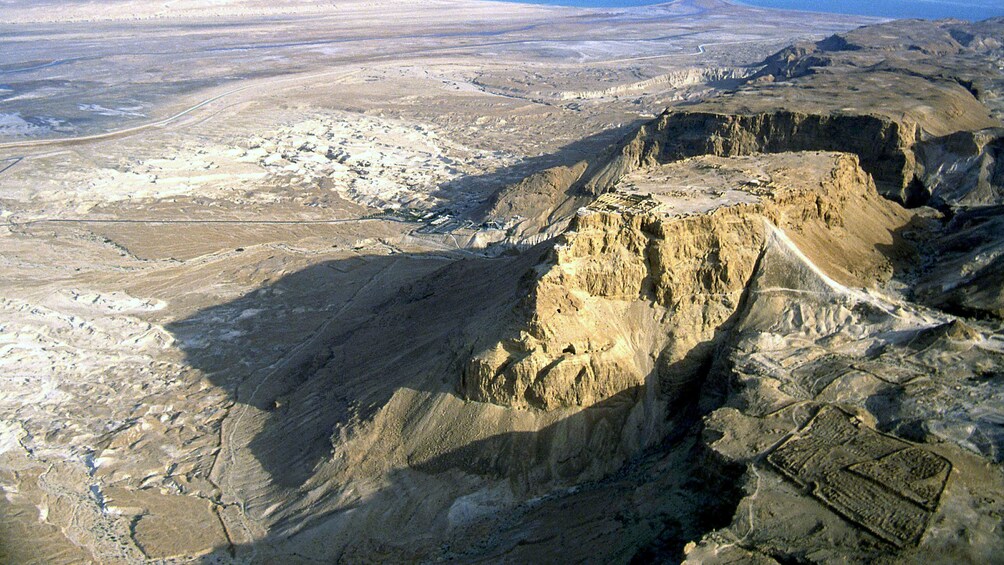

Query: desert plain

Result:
[2,0,1004,562]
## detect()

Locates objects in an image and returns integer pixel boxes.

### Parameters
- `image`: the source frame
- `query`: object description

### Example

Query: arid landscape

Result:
[1,0,1003,562]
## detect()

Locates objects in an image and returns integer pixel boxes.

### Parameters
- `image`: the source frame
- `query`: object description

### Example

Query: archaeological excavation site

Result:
[1,0,1003,562]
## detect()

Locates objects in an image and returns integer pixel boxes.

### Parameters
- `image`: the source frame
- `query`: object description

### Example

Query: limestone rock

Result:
[462,152,912,411]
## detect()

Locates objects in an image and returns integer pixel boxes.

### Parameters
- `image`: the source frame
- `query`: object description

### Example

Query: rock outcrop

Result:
[917,127,1004,207]
[590,110,926,204]
[914,205,1004,318]
[688,215,1004,563]
[464,152,912,411]
[558,66,755,101]
[480,109,930,240]
[479,17,1003,244]
[9,7,1004,564]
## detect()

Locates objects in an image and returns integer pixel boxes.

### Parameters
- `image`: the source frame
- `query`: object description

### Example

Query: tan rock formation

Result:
[463,152,912,411]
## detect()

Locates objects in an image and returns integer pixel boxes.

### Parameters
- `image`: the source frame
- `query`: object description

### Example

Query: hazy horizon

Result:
[503,0,1004,21]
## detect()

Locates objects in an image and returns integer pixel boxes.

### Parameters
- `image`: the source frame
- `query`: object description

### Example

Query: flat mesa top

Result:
[611,151,848,217]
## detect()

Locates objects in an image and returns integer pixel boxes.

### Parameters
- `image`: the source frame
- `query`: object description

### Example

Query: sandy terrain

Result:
[8,0,967,562]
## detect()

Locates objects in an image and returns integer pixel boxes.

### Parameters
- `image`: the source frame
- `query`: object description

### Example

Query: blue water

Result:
[503,1,1004,21]
[733,0,1004,21]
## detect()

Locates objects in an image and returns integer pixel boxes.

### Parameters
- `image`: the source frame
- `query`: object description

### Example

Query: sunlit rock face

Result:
[2,1,1004,562]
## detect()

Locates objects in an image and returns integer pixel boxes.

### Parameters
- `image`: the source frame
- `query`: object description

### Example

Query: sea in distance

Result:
[507,0,1004,21]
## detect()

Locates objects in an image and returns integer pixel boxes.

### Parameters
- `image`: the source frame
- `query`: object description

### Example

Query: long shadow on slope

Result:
[431,120,649,222]
[165,245,550,489]
[193,383,743,563]
[169,242,752,561]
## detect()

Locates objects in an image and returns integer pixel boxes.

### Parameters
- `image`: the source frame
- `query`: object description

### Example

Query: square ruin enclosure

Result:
[768,406,951,547]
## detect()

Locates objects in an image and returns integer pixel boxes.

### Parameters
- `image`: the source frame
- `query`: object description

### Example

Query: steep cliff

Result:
[688,205,1004,565]
[917,127,1004,207]
[914,205,1004,318]
[463,152,912,411]
[480,110,927,241]
[478,18,1002,244]
[588,110,926,204]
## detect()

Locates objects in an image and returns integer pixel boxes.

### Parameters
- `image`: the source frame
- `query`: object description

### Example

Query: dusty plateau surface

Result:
[1,0,1004,562]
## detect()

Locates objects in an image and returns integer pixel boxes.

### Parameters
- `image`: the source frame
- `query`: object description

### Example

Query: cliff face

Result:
[463,207,762,411]
[481,110,926,242]
[481,105,988,245]
[589,111,924,205]
[320,17,1004,563]
[917,127,1004,207]
[558,67,755,101]
[463,153,912,411]
[322,19,1004,561]
[478,18,1002,246]
[914,205,1004,318]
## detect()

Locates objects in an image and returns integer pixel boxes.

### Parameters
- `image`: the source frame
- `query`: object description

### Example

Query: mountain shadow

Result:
[165,243,558,489]
[189,383,743,563]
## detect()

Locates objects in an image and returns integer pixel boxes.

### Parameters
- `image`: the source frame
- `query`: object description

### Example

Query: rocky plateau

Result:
[1,1,1003,563]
